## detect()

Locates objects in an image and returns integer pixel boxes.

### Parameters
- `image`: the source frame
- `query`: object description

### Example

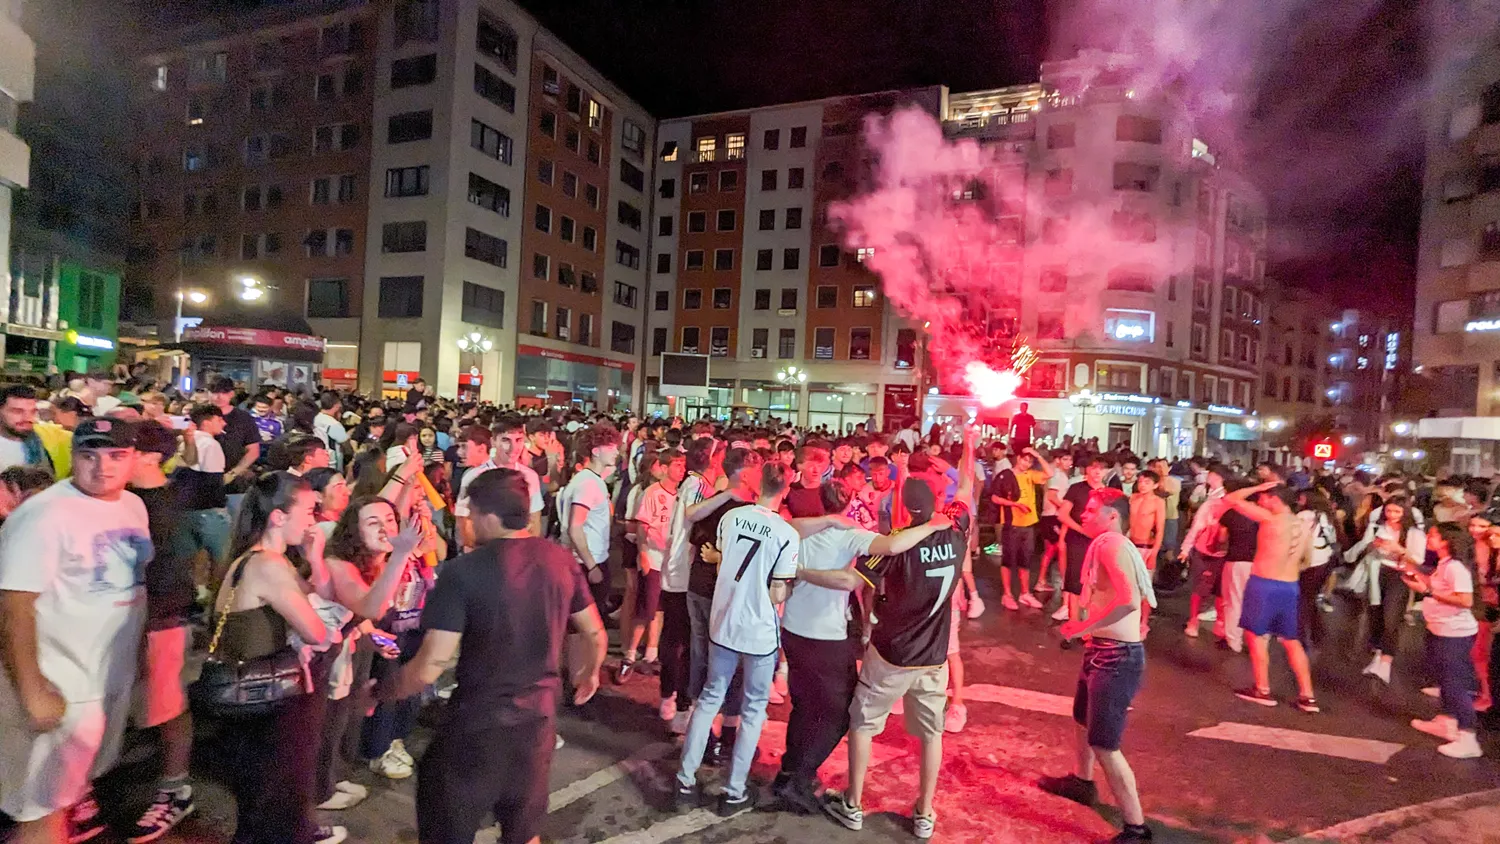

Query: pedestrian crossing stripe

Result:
[1188,722,1405,764]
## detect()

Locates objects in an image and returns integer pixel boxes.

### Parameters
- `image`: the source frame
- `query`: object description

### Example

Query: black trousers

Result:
[1298,564,1332,648]
[227,690,327,844]
[779,630,859,785]
[659,590,693,706]
[1367,566,1409,655]
[416,716,554,844]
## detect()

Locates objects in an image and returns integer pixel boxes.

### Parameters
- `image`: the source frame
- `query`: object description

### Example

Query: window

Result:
[587,139,600,163]
[530,301,548,335]
[813,327,835,360]
[659,140,679,161]
[726,132,745,160]
[655,179,674,200]
[681,327,700,354]
[382,221,427,253]
[811,245,838,268]
[617,241,641,269]
[689,172,709,193]
[654,291,670,311]
[471,120,512,163]
[779,328,797,358]
[239,233,258,259]
[566,84,583,116]
[542,65,560,97]
[556,308,571,341]
[610,321,636,354]
[388,110,433,144]
[613,281,639,308]
[242,185,262,211]
[582,227,597,251]
[562,172,578,198]
[556,263,575,287]
[1111,211,1156,242]
[686,249,705,270]
[816,285,837,308]
[655,252,671,273]
[474,64,516,111]
[853,285,876,308]
[683,289,703,309]
[620,160,646,192]
[188,51,228,85]
[1037,312,1065,339]
[1116,115,1163,144]
[385,166,429,197]
[752,328,769,357]
[304,229,328,257]
[581,271,598,294]
[618,202,643,231]
[764,129,780,150]
[1096,362,1142,392]
[378,276,424,318]
[184,149,204,172]
[1106,268,1153,292]
[762,169,778,191]
[780,288,798,310]
[1221,329,1234,360]
[652,327,668,356]
[585,183,599,208]
[310,177,332,205]
[704,326,727,357]
[714,249,735,271]
[306,278,349,318]
[756,249,774,271]
[848,327,872,360]
[1223,287,1237,316]
[658,216,674,237]
[532,253,550,281]
[186,99,206,126]
[314,123,360,153]
[688,211,707,233]
[438,282,498,335]
[622,120,645,157]
[1047,123,1075,148]
[538,111,557,137]
[717,209,736,231]
[719,170,739,191]
[1113,162,1160,192]
[559,217,575,242]
[788,167,805,189]
[537,158,554,184]
[782,248,800,270]
[534,204,552,233]
[468,173,510,215]
[1040,267,1067,292]
[789,126,807,147]
[464,228,508,267]
[336,174,357,203]
[1165,320,1175,348]
[391,53,438,88]
[333,228,355,256]
[476,13,518,72]
[1191,323,1208,356]
[752,288,771,310]
[713,288,732,309]
[1044,168,1073,197]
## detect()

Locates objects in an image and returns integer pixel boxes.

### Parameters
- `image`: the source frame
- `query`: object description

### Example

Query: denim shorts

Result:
[1072,639,1145,751]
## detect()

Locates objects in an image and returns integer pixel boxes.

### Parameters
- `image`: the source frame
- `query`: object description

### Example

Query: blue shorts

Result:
[1240,575,1300,639]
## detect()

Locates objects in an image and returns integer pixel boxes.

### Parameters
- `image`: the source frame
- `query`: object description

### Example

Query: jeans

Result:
[678,643,777,800]
[362,628,426,759]
[187,508,231,567]
[1427,633,1479,732]
[1221,560,1254,652]
[687,592,743,717]
[780,631,859,785]
[1071,639,1146,751]
[1160,518,1180,560]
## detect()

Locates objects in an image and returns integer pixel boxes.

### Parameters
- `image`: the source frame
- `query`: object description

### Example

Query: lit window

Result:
[856,247,875,263]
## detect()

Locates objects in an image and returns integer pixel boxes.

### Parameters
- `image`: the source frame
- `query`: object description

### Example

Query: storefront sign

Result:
[517,343,635,372]
[66,331,114,350]
[1466,319,1500,332]
[1207,404,1244,415]
[1097,392,1158,405]
[182,325,326,353]
[4,323,63,341]
[382,369,421,384]
[323,368,358,382]
[1099,404,1149,417]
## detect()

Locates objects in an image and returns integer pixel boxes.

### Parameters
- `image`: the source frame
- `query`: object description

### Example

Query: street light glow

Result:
[239,286,264,301]
[1392,421,1412,436]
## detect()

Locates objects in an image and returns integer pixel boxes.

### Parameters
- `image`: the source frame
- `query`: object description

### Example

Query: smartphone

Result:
[168,415,190,430]
[369,632,399,655]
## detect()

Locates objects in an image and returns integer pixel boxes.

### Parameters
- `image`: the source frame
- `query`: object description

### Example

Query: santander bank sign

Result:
[182,325,326,353]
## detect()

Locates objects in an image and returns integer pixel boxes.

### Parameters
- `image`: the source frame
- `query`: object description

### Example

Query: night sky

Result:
[120,0,1434,316]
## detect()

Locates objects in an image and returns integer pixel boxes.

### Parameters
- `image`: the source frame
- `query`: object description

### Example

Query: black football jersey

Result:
[858,500,972,668]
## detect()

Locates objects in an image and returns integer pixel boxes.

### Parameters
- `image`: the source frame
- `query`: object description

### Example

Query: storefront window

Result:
[514,353,604,411]
[807,385,876,435]
[740,381,799,427]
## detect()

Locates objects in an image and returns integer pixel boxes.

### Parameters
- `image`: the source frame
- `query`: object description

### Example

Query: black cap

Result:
[902,477,936,523]
[73,417,138,450]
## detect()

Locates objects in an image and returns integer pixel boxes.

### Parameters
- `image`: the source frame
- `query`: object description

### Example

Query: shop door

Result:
[1107,423,1135,452]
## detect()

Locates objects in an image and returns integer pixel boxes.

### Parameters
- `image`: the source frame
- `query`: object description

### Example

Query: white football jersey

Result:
[708,505,800,656]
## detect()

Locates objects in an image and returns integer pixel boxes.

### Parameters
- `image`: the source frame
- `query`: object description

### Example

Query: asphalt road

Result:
[69,574,1500,843]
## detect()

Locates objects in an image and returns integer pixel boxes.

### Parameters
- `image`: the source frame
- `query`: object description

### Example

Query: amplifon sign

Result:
[182,325,326,353]
[1466,319,1500,333]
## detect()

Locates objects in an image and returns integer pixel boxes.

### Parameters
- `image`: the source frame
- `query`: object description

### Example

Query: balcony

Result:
[0,127,29,189]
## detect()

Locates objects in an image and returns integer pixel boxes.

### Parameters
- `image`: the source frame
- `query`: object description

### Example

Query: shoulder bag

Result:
[190,551,308,720]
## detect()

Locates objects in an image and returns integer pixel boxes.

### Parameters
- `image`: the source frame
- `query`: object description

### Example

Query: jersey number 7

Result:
[733,534,764,582]
[925,565,955,618]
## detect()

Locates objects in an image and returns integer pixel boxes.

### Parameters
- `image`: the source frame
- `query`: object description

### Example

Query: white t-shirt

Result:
[636,481,677,571]
[0,482,152,703]
[783,526,877,641]
[895,428,921,453]
[561,469,612,567]
[1043,470,1071,517]
[1424,557,1479,638]
[191,430,227,473]
[453,460,496,519]
[0,436,27,472]
[663,473,711,593]
[709,505,800,656]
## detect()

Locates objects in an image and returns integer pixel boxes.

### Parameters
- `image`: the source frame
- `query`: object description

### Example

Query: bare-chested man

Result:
[1222,481,1319,712]
[1127,471,1166,571]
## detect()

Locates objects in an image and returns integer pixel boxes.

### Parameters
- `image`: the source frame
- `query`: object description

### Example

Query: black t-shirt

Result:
[1011,412,1036,441]
[689,497,753,597]
[1063,481,1099,553]
[420,536,593,729]
[858,500,972,668]
[784,481,825,518]
[1222,509,1259,562]
[132,484,196,629]
[218,407,261,470]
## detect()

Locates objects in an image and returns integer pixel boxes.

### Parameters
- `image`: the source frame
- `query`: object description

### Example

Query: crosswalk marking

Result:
[548,742,675,813]
[962,683,1077,717]
[1187,722,1405,764]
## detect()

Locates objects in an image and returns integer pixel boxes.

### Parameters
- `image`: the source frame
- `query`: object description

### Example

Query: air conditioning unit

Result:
[750,348,766,358]
[777,308,797,317]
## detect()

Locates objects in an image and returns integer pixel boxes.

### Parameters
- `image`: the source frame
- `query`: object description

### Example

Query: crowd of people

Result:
[0,367,1495,844]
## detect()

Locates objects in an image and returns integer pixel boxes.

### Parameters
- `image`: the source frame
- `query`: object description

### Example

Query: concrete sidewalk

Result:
[1287,788,1500,842]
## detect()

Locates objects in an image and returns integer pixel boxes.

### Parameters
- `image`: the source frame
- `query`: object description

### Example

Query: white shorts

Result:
[0,692,132,822]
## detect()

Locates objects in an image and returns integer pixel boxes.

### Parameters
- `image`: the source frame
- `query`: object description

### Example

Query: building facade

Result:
[0,0,40,375]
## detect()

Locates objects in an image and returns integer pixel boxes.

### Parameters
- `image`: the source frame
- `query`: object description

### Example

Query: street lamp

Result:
[1266,417,1286,432]
[174,288,209,341]
[455,331,494,353]
[776,365,808,385]
[1391,421,1412,436]
[1068,388,1098,437]
[238,275,268,302]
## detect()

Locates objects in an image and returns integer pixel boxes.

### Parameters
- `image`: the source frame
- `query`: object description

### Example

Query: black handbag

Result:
[190,553,308,720]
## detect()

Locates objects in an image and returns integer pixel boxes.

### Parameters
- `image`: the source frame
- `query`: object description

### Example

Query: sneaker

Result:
[1438,731,1483,759]
[370,747,414,779]
[1412,715,1459,741]
[1110,823,1155,842]
[1019,593,1044,609]
[913,806,937,839]
[966,594,987,619]
[822,792,864,831]
[1234,687,1278,707]
[315,825,348,844]
[1038,773,1098,807]
[1421,686,1441,698]
[1371,658,1392,685]
[1051,604,1070,622]
[316,789,363,811]
[128,786,196,843]
[674,780,699,812]
[1002,594,1020,611]
[1183,621,1200,638]
[68,795,108,843]
[944,703,968,733]
[771,777,822,816]
[615,660,635,685]
[671,709,691,735]
[333,781,368,799]
[1197,608,1218,622]
[389,738,414,766]
[1316,595,1335,613]
[659,695,678,722]
[436,682,457,700]
[1295,696,1321,714]
[555,734,565,750]
[716,787,758,817]
[1362,652,1383,676]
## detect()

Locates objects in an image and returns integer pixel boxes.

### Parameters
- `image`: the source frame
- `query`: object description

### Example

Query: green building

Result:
[54,263,121,373]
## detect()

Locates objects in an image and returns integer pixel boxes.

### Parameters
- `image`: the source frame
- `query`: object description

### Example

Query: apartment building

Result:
[1258,283,1334,429]
[130,0,374,386]
[361,0,652,406]
[0,0,38,368]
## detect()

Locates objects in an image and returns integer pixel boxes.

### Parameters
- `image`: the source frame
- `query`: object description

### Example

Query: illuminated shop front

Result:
[514,344,632,412]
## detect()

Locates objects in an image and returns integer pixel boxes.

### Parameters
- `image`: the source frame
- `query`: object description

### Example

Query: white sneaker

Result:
[1019,593,1044,609]
[555,734,565,750]
[1362,652,1383,676]
[944,704,967,734]
[1197,608,1218,622]
[1371,658,1392,684]
[1051,605,1070,622]
[1412,715,1458,741]
[1421,686,1441,698]
[317,790,364,811]
[671,709,690,735]
[436,682,457,700]
[659,695,678,722]
[333,781,368,800]
[370,748,413,780]
[1439,731,1484,759]
[389,738,414,766]
[913,806,936,839]
[1183,621,1200,638]
[1001,595,1020,611]
[966,595,986,619]
[315,825,348,844]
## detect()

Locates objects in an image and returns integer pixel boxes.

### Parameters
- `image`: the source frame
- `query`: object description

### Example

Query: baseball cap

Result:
[902,477,936,523]
[73,417,138,450]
